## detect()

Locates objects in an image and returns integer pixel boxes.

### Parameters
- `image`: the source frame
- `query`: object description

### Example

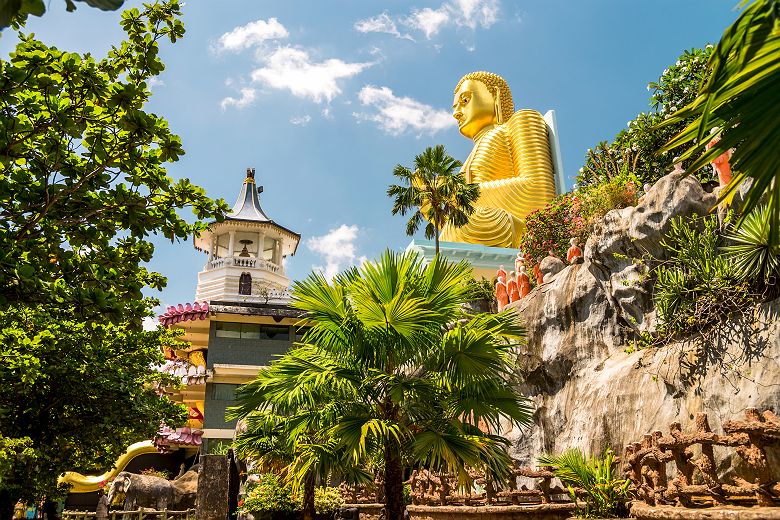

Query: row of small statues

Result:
[495,240,583,311]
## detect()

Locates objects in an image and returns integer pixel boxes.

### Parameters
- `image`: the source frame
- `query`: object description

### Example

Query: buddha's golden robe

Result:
[441,109,556,248]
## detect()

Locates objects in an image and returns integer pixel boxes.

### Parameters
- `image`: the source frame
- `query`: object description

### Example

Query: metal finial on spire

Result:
[246,167,255,179]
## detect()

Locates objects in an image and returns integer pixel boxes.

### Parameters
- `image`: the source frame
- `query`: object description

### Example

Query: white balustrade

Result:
[207,256,280,273]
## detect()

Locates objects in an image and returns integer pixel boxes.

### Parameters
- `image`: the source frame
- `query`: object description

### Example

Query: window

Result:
[239,272,252,295]
[210,383,238,400]
[215,321,241,338]
[215,321,290,340]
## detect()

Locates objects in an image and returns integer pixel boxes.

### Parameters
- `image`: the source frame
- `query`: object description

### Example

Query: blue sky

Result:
[2,0,740,308]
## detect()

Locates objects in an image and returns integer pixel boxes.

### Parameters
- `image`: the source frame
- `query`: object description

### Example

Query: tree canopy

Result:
[0,0,227,513]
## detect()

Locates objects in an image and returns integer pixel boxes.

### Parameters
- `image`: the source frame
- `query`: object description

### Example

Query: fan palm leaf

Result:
[659,0,780,245]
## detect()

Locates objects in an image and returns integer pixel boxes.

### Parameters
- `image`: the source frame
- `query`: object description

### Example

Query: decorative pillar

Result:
[257,231,266,260]
[272,239,281,265]
[227,230,236,258]
[208,235,216,262]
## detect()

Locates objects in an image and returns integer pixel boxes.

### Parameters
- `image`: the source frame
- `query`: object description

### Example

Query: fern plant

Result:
[538,448,631,518]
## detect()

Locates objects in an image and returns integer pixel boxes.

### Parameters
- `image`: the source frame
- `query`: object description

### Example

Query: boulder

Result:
[539,256,565,283]
[504,172,780,477]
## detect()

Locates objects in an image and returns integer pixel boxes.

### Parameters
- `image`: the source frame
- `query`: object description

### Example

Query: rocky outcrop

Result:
[505,172,780,475]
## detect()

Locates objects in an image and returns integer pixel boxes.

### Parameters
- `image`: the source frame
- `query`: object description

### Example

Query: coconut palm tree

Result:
[660,0,780,244]
[232,250,532,520]
[388,145,480,255]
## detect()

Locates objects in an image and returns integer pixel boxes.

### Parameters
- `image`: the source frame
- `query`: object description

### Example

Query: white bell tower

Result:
[193,168,300,303]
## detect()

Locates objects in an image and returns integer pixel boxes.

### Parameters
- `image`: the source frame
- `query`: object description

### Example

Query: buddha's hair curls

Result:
[455,71,514,123]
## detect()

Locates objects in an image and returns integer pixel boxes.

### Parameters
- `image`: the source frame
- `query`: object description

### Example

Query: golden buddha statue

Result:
[440,71,557,248]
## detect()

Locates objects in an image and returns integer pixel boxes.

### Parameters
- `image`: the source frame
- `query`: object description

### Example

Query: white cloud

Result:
[290,114,312,126]
[452,0,500,29]
[251,46,372,103]
[353,85,453,136]
[354,12,414,40]
[213,18,288,53]
[220,88,257,110]
[147,77,165,89]
[307,224,363,280]
[360,0,501,42]
[404,7,450,39]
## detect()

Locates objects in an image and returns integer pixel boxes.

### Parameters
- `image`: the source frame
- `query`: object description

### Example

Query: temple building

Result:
[61,168,303,505]
[157,168,304,453]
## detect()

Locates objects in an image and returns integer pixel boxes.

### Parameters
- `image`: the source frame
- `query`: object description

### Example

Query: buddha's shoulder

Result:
[506,109,546,127]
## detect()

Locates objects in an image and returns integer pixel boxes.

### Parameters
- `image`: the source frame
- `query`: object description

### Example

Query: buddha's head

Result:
[452,71,514,139]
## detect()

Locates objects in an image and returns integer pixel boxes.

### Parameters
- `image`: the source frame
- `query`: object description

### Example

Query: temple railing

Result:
[623,408,780,508]
[207,256,280,273]
[339,465,575,506]
[62,509,195,520]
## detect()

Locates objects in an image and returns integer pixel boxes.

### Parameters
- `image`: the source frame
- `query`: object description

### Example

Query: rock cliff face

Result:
[505,172,780,473]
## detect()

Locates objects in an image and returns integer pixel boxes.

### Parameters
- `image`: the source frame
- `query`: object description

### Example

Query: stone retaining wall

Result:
[406,504,575,520]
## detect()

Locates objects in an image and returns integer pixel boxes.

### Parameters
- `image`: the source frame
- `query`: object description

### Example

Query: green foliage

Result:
[723,205,780,283]
[578,46,713,188]
[232,250,532,520]
[388,145,479,254]
[313,487,345,515]
[0,306,187,503]
[577,174,639,231]
[0,0,226,318]
[240,474,298,514]
[538,448,631,518]
[465,277,495,310]
[0,0,224,510]
[654,215,750,337]
[1,0,125,30]
[661,0,780,246]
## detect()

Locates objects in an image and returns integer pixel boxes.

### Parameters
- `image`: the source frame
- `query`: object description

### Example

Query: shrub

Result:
[520,176,638,266]
[520,193,585,263]
[538,448,631,518]
[654,215,751,338]
[314,487,345,515]
[577,46,713,188]
[241,474,298,515]
[578,173,639,232]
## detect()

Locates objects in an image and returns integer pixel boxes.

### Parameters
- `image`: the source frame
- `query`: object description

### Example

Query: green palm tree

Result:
[388,145,480,255]
[232,250,532,520]
[659,0,780,244]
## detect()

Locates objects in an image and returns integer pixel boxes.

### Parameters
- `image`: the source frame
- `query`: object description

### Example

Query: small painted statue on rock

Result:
[534,260,544,286]
[495,278,509,311]
[517,265,531,298]
[567,238,583,264]
[507,271,520,303]
[706,129,735,205]
[514,252,524,275]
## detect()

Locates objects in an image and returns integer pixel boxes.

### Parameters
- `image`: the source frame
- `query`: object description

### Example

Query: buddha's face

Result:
[452,79,497,139]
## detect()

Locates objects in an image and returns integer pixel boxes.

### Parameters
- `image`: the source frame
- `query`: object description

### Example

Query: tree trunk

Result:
[302,473,316,520]
[434,228,440,256]
[383,439,405,520]
[0,490,17,520]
